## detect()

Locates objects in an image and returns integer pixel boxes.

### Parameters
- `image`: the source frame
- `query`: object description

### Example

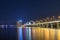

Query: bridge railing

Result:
[24,20,60,29]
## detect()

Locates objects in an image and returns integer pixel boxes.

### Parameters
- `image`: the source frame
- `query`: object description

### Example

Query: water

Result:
[18,27,23,40]
[29,27,31,40]
[0,26,18,40]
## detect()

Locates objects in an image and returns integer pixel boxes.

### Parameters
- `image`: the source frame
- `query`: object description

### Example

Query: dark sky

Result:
[0,0,60,24]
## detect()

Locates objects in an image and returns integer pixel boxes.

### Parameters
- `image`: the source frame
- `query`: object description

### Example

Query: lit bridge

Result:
[18,20,60,40]
[0,20,60,40]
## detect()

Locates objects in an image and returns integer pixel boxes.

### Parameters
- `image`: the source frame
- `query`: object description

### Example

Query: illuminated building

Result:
[16,20,22,27]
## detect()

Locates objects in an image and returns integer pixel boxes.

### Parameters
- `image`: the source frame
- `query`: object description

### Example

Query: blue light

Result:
[17,17,27,23]
[18,20,22,22]
[18,27,23,40]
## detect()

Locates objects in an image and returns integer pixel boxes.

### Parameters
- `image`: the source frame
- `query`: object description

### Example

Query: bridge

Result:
[0,20,60,40]
[17,20,60,40]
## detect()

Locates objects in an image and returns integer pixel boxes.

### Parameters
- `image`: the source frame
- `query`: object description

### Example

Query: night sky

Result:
[0,0,60,24]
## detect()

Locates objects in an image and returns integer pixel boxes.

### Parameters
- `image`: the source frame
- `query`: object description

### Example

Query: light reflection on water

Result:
[18,27,23,40]
[18,27,31,40]
[0,26,17,40]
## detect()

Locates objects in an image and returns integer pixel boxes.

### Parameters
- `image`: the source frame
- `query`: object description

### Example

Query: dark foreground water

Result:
[0,26,18,40]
